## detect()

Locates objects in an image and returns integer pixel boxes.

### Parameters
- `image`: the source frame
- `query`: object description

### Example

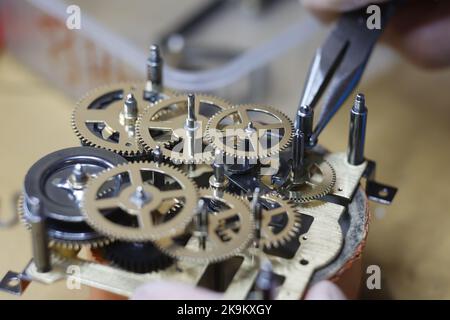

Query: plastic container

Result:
[0,0,327,105]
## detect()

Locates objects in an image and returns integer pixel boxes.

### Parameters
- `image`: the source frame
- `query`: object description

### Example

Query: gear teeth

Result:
[284,161,336,203]
[72,82,174,159]
[50,237,112,251]
[136,94,232,165]
[17,194,31,230]
[18,194,112,249]
[155,188,254,264]
[205,104,294,161]
[82,161,199,242]
[100,241,174,274]
[253,193,302,249]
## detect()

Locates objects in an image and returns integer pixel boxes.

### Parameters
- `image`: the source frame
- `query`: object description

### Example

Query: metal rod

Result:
[185,93,197,159]
[250,259,275,300]
[251,188,262,248]
[292,129,305,184]
[295,105,314,147]
[123,93,138,120]
[28,197,51,273]
[347,93,367,165]
[194,200,208,250]
[146,44,163,94]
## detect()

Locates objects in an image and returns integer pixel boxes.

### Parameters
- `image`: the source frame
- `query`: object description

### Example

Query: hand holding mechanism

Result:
[298,1,403,145]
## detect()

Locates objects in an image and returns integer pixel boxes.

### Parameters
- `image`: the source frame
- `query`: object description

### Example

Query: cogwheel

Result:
[136,94,232,164]
[17,194,111,250]
[81,161,199,242]
[17,194,30,229]
[155,188,254,263]
[281,160,336,203]
[256,193,301,249]
[49,237,112,251]
[100,241,173,274]
[205,104,293,161]
[72,81,174,159]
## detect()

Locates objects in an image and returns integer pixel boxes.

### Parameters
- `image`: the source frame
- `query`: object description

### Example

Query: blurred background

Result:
[0,0,450,299]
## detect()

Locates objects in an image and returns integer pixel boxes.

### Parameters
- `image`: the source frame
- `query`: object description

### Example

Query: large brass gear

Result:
[72,82,174,158]
[136,94,232,164]
[81,162,199,242]
[281,160,336,203]
[155,188,254,263]
[257,193,301,249]
[205,104,293,160]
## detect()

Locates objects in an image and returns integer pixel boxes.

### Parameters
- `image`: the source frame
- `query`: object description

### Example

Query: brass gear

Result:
[258,193,301,249]
[205,104,293,160]
[155,188,254,263]
[17,194,111,250]
[72,82,174,158]
[81,161,199,242]
[281,160,336,203]
[136,94,232,164]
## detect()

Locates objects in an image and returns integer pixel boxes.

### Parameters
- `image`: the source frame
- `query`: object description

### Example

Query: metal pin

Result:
[209,150,228,196]
[292,129,306,184]
[130,186,150,209]
[136,186,146,199]
[186,93,197,128]
[246,121,256,133]
[152,146,164,188]
[215,165,227,187]
[251,188,262,248]
[72,163,88,186]
[214,148,224,165]
[347,93,367,165]
[295,105,314,147]
[123,93,138,120]
[251,259,276,300]
[146,44,163,93]
[185,94,197,160]
[194,199,208,250]
[153,145,163,163]
[28,197,51,273]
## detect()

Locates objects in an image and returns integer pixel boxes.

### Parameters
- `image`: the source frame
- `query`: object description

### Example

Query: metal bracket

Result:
[366,181,397,205]
[0,270,31,296]
[363,159,398,205]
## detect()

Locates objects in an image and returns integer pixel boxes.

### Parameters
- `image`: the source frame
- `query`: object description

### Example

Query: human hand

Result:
[131,280,346,300]
[301,0,450,69]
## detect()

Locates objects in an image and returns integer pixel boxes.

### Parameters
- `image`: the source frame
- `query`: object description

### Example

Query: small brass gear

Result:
[72,82,174,158]
[136,94,232,164]
[155,188,254,263]
[205,104,293,161]
[81,161,199,242]
[100,241,173,274]
[257,193,301,249]
[281,160,336,203]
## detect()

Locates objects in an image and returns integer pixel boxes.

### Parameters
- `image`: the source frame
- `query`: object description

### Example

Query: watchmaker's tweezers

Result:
[298,1,403,145]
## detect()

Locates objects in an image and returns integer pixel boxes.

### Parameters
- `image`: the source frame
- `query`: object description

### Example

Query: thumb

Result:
[131,280,222,300]
[304,280,347,300]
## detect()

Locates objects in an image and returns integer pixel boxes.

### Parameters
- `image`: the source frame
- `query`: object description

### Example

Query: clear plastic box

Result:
[1,0,395,114]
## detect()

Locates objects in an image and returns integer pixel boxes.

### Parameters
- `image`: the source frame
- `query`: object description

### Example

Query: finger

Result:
[307,7,338,23]
[304,280,347,300]
[131,281,222,300]
[301,0,389,12]
[384,0,450,69]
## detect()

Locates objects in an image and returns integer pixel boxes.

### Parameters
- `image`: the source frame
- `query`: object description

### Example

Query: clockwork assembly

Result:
[1,6,400,297]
